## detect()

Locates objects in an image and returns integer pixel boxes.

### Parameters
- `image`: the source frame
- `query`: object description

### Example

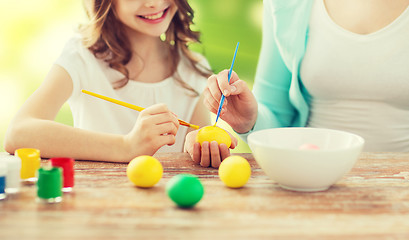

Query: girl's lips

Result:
[137,7,169,23]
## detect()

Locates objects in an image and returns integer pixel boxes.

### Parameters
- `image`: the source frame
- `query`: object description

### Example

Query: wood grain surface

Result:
[0,152,409,240]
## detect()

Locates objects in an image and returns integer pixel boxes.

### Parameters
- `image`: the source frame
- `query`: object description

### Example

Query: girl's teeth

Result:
[142,11,164,20]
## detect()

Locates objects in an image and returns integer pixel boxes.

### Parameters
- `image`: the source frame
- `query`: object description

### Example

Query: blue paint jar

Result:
[0,162,7,200]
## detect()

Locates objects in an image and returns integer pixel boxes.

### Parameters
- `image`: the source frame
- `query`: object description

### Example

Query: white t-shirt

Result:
[300,0,409,152]
[55,35,209,153]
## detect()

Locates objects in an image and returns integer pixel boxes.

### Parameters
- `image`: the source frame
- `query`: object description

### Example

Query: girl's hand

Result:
[203,70,258,134]
[184,130,238,168]
[124,103,179,156]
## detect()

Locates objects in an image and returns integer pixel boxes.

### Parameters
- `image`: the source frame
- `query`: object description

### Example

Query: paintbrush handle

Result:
[214,42,240,126]
[81,89,199,129]
[82,89,144,111]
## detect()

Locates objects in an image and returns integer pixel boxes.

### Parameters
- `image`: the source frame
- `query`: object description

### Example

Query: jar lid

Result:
[0,162,7,176]
[15,148,40,160]
[0,153,22,170]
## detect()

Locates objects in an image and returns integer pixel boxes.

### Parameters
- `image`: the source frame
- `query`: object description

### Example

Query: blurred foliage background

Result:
[0,0,262,153]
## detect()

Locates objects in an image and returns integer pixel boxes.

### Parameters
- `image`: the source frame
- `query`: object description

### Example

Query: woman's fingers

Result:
[204,70,241,115]
[203,87,219,113]
[229,79,247,96]
[205,75,222,109]
[207,74,223,100]
[216,70,240,97]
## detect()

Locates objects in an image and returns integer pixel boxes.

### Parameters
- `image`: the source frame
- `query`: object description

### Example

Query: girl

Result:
[202,0,409,161]
[4,0,236,163]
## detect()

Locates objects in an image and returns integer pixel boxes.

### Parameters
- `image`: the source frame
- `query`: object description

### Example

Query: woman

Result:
[195,0,409,165]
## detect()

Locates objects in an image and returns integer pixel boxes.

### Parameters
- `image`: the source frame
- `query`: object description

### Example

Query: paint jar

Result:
[50,157,74,192]
[0,162,7,200]
[15,148,41,183]
[0,153,21,194]
[37,166,63,203]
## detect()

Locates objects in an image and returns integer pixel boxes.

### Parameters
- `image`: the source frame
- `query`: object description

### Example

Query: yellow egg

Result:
[195,126,232,148]
[218,156,251,188]
[126,155,163,188]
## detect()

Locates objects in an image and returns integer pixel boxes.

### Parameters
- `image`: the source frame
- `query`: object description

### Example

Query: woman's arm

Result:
[251,0,297,130]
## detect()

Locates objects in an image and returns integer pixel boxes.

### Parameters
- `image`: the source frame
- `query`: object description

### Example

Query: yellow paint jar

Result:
[15,148,41,183]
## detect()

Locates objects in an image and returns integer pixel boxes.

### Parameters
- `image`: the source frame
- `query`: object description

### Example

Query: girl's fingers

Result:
[200,142,210,167]
[192,142,201,165]
[141,111,180,131]
[220,143,230,160]
[141,103,169,115]
[194,142,232,168]
[184,131,200,164]
[142,119,178,137]
[210,141,221,168]
[162,133,177,146]
[159,122,179,136]
[151,133,176,148]
[141,103,179,128]
[229,133,238,149]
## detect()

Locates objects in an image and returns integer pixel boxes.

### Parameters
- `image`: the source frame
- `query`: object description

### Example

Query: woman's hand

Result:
[184,129,238,168]
[124,103,180,156]
[203,70,258,133]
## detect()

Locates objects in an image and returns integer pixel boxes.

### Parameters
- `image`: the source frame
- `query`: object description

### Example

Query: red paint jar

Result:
[50,157,74,192]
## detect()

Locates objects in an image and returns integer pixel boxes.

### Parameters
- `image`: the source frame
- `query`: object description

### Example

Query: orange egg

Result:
[195,126,232,148]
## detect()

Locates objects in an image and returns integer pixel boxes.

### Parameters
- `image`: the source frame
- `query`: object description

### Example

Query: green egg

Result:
[166,174,204,208]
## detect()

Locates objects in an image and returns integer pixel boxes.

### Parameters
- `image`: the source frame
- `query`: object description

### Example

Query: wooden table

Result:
[1,152,409,240]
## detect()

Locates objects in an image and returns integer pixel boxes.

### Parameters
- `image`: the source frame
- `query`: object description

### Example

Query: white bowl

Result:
[248,127,364,192]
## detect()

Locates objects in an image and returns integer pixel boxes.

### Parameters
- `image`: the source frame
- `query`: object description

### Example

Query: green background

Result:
[0,0,262,153]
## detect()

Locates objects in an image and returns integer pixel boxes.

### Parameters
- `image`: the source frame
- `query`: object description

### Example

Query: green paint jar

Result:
[37,167,63,203]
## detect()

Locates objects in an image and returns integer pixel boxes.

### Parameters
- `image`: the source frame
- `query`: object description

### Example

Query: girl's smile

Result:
[115,0,177,37]
[138,7,169,23]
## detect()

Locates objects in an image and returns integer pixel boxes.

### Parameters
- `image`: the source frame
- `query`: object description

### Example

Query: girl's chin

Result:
[127,28,169,39]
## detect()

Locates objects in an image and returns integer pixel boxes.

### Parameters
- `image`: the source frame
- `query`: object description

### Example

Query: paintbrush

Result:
[81,89,199,129]
[214,42,239,126]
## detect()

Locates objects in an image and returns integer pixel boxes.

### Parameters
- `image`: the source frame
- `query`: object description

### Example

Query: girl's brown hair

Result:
[80,0,211,94]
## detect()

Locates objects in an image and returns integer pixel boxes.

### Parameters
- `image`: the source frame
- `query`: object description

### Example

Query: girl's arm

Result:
[4,65,178,162]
